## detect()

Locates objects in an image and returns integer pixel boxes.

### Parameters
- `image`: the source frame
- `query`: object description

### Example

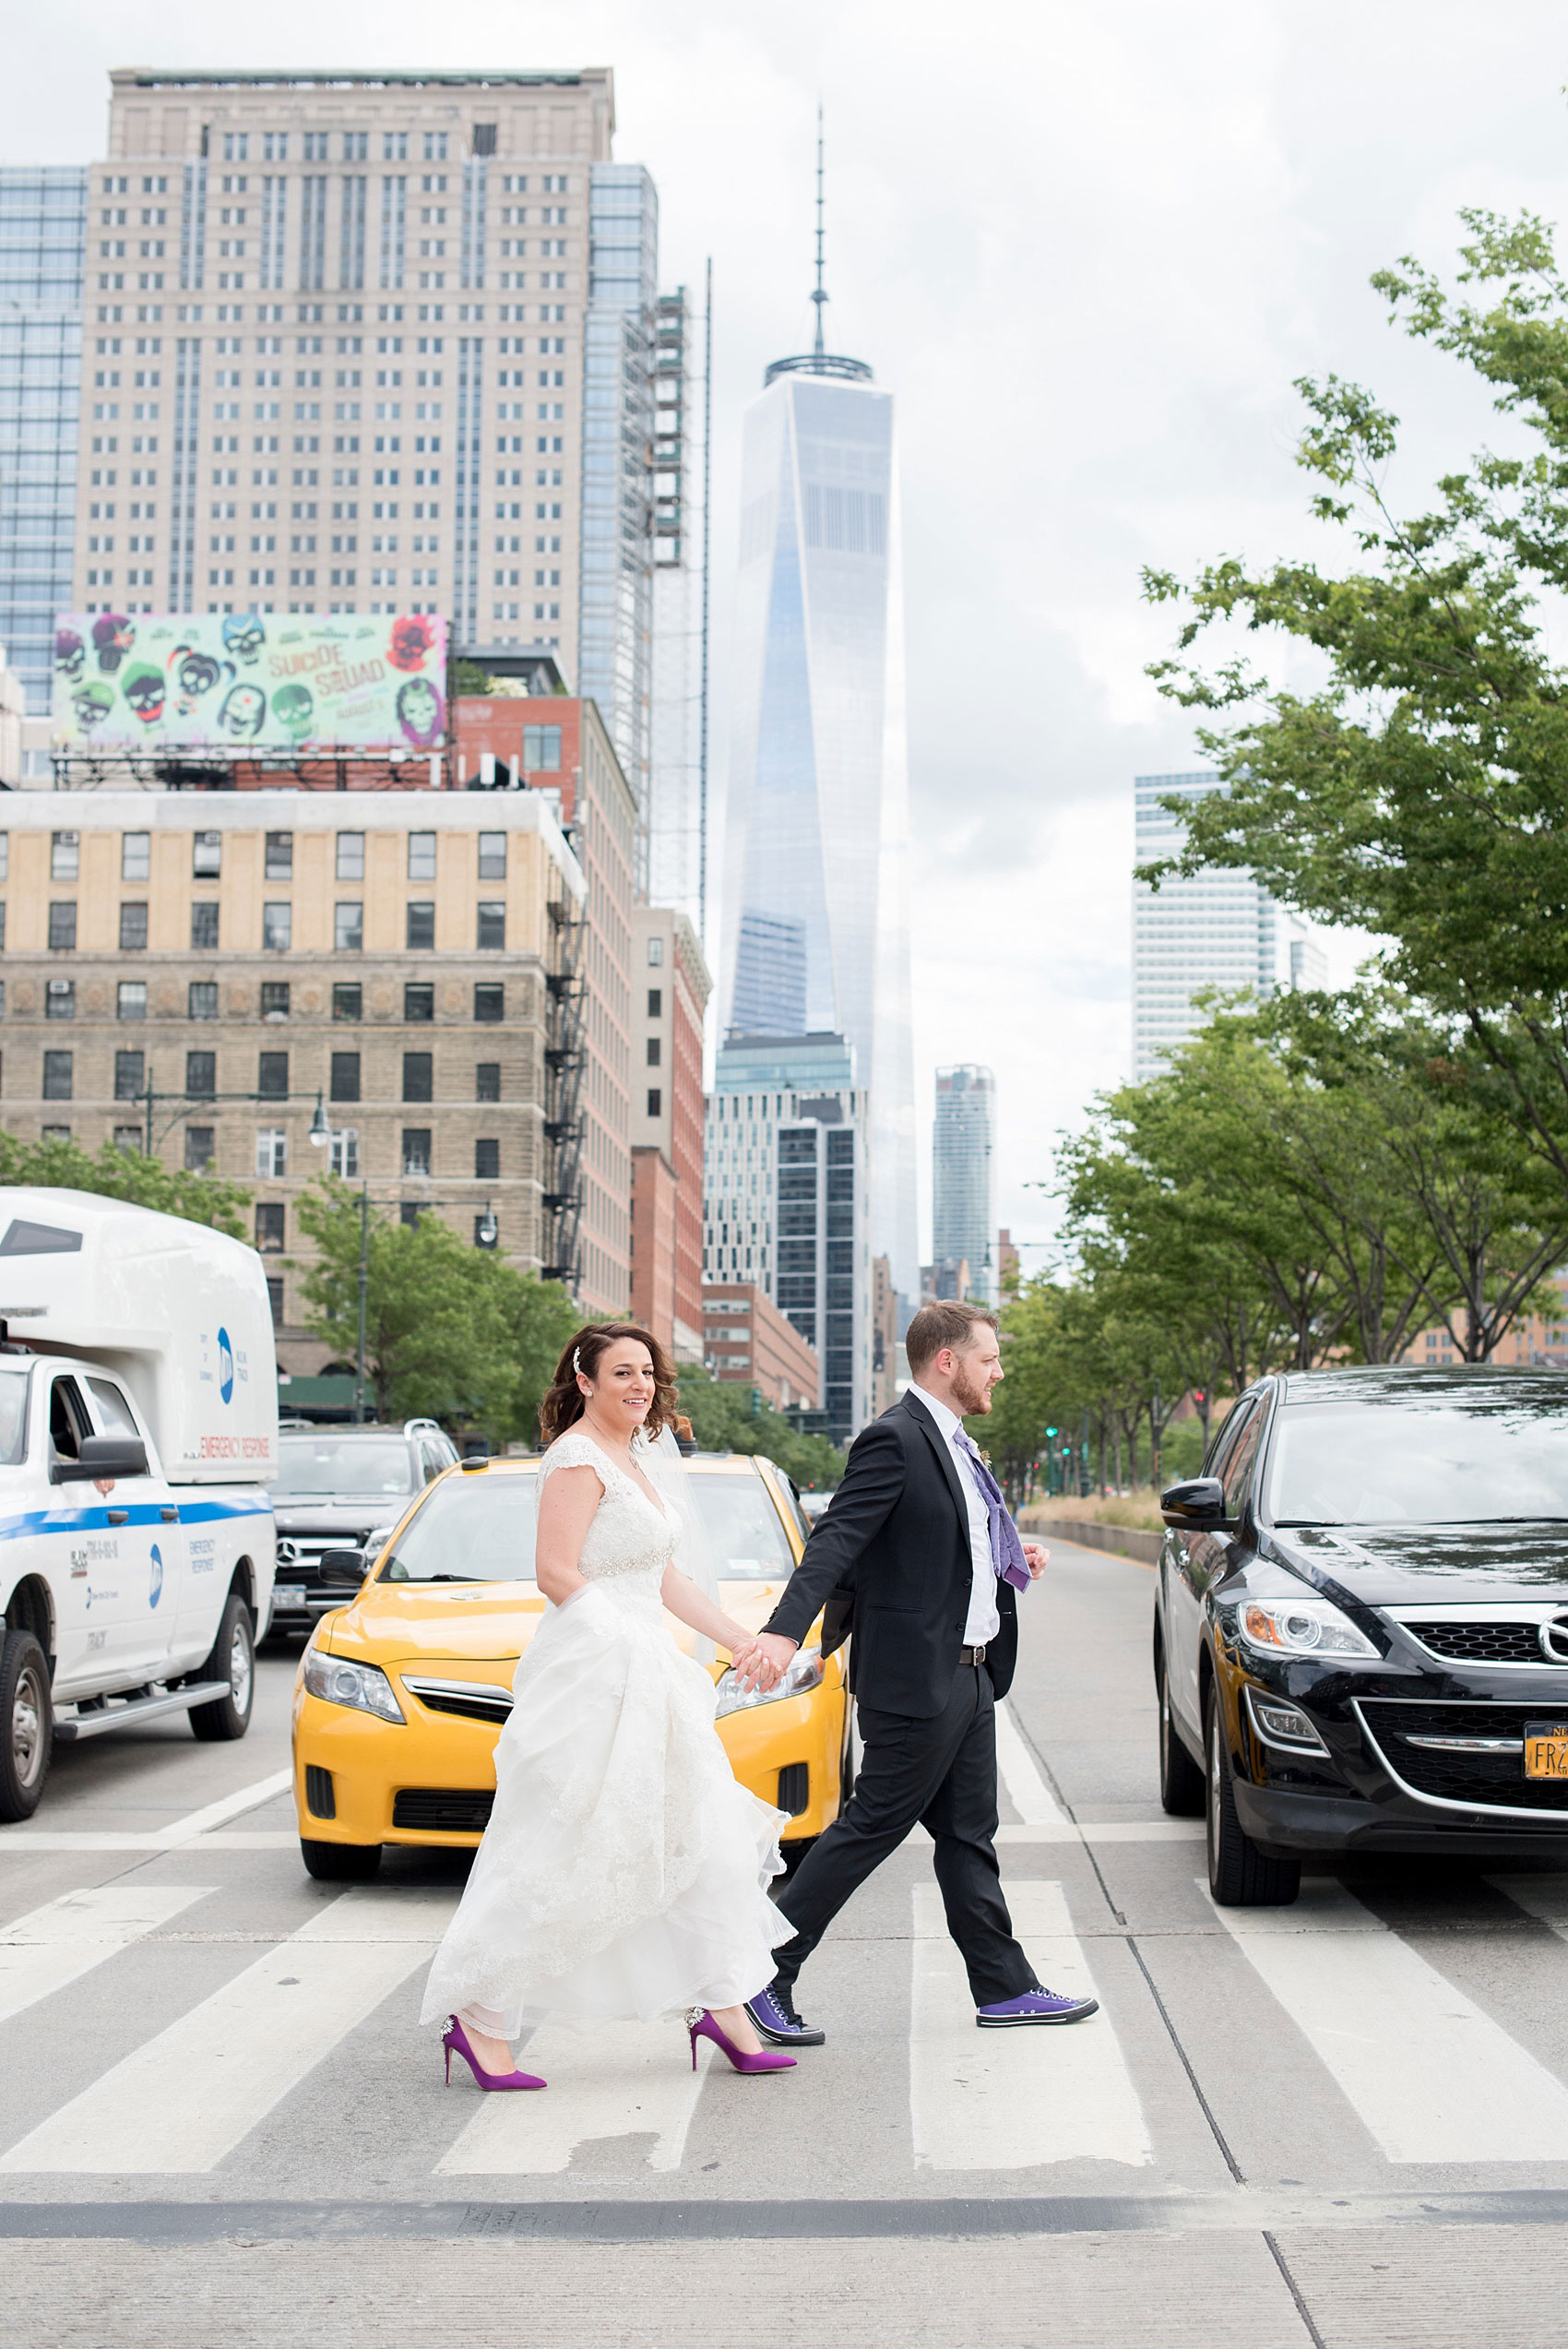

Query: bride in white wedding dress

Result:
[420,1324,797,2088]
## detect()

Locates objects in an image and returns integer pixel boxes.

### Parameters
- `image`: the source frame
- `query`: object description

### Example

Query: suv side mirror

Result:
[1160,1475,1229,1530]
[53,1434,148,1485]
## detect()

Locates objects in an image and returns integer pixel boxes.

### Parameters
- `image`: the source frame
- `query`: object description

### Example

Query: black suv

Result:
[267,1419,458,1635]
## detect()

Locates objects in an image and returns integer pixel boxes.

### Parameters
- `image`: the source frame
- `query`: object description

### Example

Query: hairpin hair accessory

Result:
[573,1347,582,1376]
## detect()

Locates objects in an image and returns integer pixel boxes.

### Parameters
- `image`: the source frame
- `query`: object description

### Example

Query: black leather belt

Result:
[961,1643,989,1665]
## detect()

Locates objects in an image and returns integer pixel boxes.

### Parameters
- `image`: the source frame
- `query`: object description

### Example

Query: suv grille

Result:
[1407,1622,1557,1664]
[392,1788,494,1833]
[1359,1701,1568,1812]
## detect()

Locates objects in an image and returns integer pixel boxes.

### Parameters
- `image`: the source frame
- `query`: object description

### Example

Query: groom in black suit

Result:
[742,1299,1099,2045]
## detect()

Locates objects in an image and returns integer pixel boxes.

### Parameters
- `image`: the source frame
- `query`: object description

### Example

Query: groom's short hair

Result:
[906,1298,999,1375]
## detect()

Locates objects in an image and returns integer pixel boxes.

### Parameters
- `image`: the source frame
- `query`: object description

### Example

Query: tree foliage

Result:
[0,1132,251,1236]
[673,1366,843,1490]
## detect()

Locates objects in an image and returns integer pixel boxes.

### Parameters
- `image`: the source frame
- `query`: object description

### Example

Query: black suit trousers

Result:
[769,1661,1038,2008]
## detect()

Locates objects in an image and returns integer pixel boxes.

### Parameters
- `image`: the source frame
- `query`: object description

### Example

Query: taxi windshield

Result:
[274,1437,414,1499]
[376,1468,797,1583]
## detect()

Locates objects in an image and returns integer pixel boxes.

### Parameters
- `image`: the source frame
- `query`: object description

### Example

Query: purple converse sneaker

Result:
[975,1987,1099,2027]
[744,1983,826,2046]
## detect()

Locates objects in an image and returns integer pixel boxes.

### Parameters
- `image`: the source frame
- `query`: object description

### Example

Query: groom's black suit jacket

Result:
[762,1391,1018,1719]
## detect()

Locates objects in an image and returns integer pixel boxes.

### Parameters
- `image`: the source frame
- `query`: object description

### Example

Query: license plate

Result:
[1524,1723,1568,1779]
[273,1584,306,1607]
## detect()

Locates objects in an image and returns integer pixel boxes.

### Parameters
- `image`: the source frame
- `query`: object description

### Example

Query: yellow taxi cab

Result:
[290,1450,849,1880]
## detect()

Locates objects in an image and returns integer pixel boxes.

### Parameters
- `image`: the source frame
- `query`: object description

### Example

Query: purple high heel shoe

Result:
[443,2014,547,2092]
[687,2007,797,2075]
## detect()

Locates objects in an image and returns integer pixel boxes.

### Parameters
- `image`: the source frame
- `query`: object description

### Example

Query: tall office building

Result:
[932,1063,997,1306]
[0,169,87,715]
[1133,771,1324,1083]
[703,1030,870,1442]
[646,282,707,934]
[719,173,916,1301]
[70,66,645,681]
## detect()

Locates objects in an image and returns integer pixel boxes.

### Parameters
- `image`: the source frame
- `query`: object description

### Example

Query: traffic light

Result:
[1044,1425,1058,1437]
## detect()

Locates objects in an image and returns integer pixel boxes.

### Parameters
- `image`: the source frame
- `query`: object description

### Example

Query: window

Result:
[118,981,147,1021]
[475,1138,499,1180]
[522,723,562,770]
[336,830,365,880]
[40,1125,69,1144]
[476,1061,500,1102]
[647,936,663,967]
[402,1051,433,1103]
[193,831,221,877]
[184,1127,215,1174]
[647,988,661,1017]
[49,903,77,951]
[401,1127,432,1175]
[42,1050,72,1101]
[261,980,291,1021]
[472,123,498,156]
[406,900,434,949]
[0,835,7,881]
[403,983,434,1022]
[399,1202,422,1230]
[646,1037,661,1067]
[266,1274,284,1328]
[261,900,291,951]
[121,831,150,881]
[335,901,364,951]
[257,1050,288,1100]
[263,830,293,880]
[478,830,506,878]
[186,1051,217,1099]
[329,1051,361,1103]
[328,1127,360,1178]
[647,1088,662,1116]
[476,902,505,951]
[255,1128,287,1178]
[45,979,75,1020]
[51,831,79,881]
[407,830,436,880]
[332,983,362,1021]
[473,983,504,1022]
[188,981,219,1020]
[255,1202,285,1252]
[191,901,220,951]
[113,1126,142,1154]
[119,902,148,951]
[113,1050,144,1102]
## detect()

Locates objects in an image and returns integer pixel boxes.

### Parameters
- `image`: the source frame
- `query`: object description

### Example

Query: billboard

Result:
[52,612,447,753]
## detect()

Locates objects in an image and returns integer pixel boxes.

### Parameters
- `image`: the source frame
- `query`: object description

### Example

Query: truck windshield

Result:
[274,1437,413,1499]
[0,1366,27,1465]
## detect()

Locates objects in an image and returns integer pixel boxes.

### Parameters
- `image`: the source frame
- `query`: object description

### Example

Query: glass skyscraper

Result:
[719,341,916,1302]
[932,1064,997,1306]
[0,168,86,713]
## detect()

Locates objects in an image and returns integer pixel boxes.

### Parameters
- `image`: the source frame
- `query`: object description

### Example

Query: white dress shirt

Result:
[908,1383,1001,1646]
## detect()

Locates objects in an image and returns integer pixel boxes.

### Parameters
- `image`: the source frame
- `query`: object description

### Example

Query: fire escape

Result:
[540,870,587,1290]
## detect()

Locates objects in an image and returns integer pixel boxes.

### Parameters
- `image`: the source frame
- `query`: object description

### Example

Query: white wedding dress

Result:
[419,1429,789,2039]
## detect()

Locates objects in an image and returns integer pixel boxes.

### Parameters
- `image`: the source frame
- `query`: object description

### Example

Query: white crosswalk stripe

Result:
[994,1703,1069,1827]
[909,1879,1149,2169]
[0,1885,212,2026]
[1209,1878,1568,2163]
[0,1887,456,2175]
[436,2020,714,2175]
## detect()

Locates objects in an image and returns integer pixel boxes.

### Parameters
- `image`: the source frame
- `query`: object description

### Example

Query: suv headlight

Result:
[303,1648,406,1723]
[715,1646,825,1717]
[1238,1596,1379,1661]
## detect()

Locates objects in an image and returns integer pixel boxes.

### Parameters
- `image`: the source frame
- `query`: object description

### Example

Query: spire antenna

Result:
[811,102,826,361]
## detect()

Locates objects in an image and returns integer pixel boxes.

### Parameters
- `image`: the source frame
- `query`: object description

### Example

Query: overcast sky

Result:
[14,1,1568,1269]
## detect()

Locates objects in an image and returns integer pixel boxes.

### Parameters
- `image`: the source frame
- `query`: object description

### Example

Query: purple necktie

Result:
[955,1428,1031,1593]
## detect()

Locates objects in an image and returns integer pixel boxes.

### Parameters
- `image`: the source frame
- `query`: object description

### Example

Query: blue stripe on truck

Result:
[0,1496,272,1542]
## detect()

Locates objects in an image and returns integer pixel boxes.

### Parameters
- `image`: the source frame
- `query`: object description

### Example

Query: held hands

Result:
[1021,1539,1050,1581]
[729,1632,798,1694]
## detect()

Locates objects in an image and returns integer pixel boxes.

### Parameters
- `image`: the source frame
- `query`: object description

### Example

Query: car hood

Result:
[275,1500,412,1534]
[1267,1523,1568,1605]
[323,1578,792,1664]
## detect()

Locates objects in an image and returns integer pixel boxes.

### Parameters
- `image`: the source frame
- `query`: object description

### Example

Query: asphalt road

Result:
[6,1539,1568,2347]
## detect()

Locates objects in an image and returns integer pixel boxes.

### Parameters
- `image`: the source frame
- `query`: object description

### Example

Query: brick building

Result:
[701,1281,819,1413]
[628,902,707,1360]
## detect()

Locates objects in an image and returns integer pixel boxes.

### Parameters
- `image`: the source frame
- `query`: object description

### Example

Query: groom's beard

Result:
[949,1361,992,1417]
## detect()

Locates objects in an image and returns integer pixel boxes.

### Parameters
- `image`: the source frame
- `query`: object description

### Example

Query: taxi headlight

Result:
[715,1646,825,1718]
[1239,1597,1378,1661]
[303,1648,406,1723]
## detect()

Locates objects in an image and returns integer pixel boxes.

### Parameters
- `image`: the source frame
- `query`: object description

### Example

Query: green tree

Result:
[0,1131,250,1236]
[673,1366,843,1490]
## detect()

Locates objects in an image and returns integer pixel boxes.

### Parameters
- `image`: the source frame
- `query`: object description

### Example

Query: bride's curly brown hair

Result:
[538,1323,681,1447]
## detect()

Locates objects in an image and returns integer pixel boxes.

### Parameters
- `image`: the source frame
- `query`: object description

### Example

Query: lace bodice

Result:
[537,1428,680,1583]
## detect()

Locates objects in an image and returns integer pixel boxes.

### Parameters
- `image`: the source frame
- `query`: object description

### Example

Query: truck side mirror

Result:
[1160,1475,1229,1530]
[53,1434,148,1485]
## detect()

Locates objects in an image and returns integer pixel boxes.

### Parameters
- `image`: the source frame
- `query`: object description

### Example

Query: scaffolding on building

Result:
[541,875,587,1292]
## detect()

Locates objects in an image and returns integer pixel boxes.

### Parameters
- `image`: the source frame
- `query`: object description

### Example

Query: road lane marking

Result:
[0,1887,456,2174]
[160,1769,295,1842]
[0,1886,212,2026]
[994,1704,1069,1827]
[909,1879,1149,2170]
[436,2021,712,2175]
[0,1831,298,1854]
[1207,1878,1568,2162]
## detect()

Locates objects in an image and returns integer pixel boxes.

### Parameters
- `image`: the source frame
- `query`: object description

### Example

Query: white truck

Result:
[0,1187,278,1820]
